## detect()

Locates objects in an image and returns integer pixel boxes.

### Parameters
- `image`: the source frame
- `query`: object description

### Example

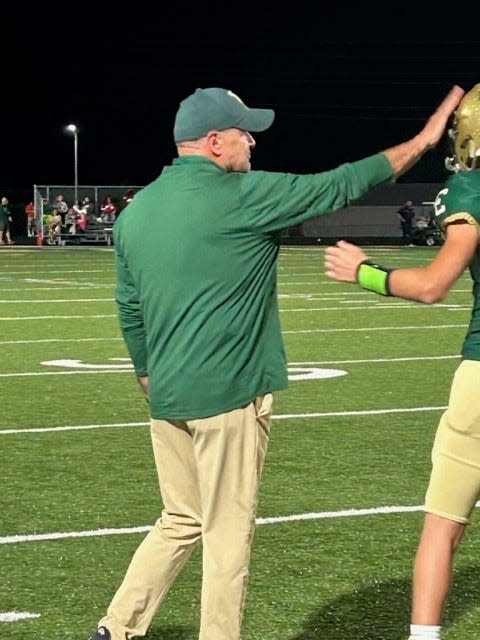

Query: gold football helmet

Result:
[446,83,480,172]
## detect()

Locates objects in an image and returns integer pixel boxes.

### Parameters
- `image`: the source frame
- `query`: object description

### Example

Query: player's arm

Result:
[383,85,464,180]
[324,221,478,304]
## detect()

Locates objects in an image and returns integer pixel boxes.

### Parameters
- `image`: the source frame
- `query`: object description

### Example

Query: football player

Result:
[324,84,480,640]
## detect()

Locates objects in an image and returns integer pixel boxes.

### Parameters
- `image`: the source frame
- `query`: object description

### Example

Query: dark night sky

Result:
[5,7,480,202]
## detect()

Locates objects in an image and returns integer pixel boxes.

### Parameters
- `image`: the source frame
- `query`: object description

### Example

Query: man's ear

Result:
[206,131,222,157]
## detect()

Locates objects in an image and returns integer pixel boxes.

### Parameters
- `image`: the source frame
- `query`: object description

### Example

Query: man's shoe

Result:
[89,627,111,640]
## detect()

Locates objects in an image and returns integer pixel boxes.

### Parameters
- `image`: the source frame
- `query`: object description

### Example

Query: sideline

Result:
[0,503,427,546]
[0,405,448,435]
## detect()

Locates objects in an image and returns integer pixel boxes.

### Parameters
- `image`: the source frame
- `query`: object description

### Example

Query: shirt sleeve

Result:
[114,247,148,376]
[239,153,393,233]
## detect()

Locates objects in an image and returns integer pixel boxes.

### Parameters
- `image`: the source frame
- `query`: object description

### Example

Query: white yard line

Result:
[0,404,448,436]
[0,405,451,547]
[0,611,41,622]
[0,504,432,546]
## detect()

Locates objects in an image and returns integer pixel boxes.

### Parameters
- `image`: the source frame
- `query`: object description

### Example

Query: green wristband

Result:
[356,260,392,296]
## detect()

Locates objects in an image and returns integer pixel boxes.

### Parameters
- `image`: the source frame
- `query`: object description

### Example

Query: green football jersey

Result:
[434,170,480,360]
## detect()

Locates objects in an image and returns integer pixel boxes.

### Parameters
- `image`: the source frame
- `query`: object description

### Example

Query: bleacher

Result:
[47,223,113,246]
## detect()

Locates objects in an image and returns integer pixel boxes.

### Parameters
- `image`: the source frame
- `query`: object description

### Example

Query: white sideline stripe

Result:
[0,611,41,622]
[0,406,447,435]
[0,314,116,321]
[0,504,428,546]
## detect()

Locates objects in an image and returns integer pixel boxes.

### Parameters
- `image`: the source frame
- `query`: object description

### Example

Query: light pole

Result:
[66,124,78,205]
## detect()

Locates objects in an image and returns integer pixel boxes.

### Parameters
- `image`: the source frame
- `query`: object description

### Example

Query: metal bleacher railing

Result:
[33,184,143,246]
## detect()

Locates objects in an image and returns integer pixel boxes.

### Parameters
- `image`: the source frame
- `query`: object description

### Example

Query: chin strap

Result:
[445,156,460,173]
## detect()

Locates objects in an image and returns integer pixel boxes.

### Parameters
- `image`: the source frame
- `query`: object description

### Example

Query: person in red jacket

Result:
[100,195,117,224]
[25,201,36,237]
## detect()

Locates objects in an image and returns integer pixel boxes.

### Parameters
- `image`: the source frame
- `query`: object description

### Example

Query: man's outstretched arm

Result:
[383,85,464,180]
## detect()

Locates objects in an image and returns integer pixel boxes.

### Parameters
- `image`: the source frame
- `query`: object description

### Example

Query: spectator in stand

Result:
[82,196,96,225]
[64,207,77,234]
[73,200,88,233]
[100,195,117,225]
[25,201,36,237]
[47,208,63,244]
[119,188,135,214]
[0,196,14,245]
[116,188,136,221]
[53,193,69,219]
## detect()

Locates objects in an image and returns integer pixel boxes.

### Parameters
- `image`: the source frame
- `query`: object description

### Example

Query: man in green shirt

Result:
[325,83,480,640]
[89,84,463,640]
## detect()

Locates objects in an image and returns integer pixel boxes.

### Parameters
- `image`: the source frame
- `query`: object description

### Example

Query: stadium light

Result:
[65,124,79,205]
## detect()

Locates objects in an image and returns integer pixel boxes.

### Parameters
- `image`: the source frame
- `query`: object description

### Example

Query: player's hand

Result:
[422,85,465,149]
[324,240,368,282]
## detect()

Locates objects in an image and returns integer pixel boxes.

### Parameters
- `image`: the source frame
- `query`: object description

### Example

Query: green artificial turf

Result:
[1,245,479,639]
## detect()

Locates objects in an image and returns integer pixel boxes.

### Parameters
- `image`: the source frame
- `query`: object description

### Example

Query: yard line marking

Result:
[0,422,149,434]
[0,337,121,345]
[274,406,447,419]
[289,355,459,364]
[0,329,467,350]
[0,269,114,276]
[0,611,41,622]
[257,504,425,524]
[0,352,461,378]
[3,502,473,546]
[0,370,129,378]
[282,324,466,334]
[0,309,470,320]
[281,304,470,311]
[0,406,447,435]
[2,286,112,292]
[0,298,113,304]
[0,314,116,321]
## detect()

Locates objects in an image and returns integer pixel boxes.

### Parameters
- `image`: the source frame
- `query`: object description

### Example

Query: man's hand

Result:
[421,84,465,148]
[324,240,368,283]
[385,84,465,179]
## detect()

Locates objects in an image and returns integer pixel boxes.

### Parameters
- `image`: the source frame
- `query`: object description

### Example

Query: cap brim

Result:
[237,108,275,132]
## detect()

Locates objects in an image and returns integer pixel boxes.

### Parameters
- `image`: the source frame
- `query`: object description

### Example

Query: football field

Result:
[1,244,478,640]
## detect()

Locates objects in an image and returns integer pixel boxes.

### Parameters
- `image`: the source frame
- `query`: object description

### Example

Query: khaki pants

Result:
[99,394,272,640]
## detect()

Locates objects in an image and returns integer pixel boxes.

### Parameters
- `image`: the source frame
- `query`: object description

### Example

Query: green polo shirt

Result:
[114,153,392,419]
